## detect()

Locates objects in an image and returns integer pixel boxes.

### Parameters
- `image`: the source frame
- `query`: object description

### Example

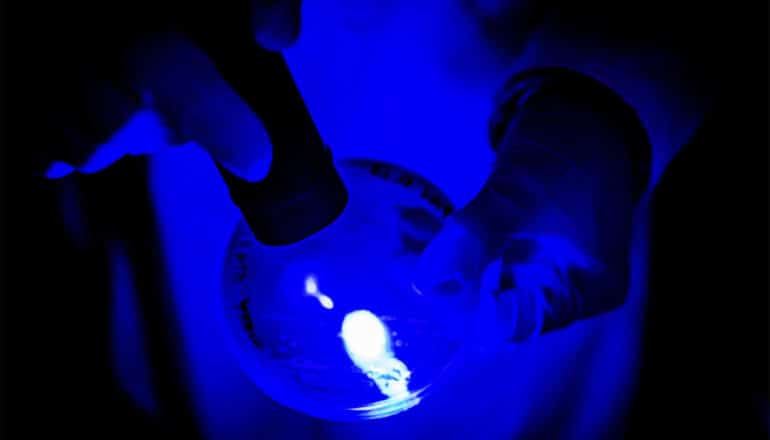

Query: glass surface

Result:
[221,159,477,420]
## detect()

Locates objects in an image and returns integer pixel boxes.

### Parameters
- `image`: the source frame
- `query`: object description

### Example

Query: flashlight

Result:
[182,3,348,246]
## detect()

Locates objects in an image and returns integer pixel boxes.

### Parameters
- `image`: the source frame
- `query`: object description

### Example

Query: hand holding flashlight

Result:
[36,0,304,182]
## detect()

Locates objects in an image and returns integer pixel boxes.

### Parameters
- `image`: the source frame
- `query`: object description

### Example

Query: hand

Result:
[416,202,611,344]
[415,67,646,343]
[37,0,304,181]
[414,197,553,343]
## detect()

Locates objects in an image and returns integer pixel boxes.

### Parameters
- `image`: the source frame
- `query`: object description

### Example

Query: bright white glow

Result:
[362,357,411,397]
[304,274,334,309]
[305,275,319,294]
[317,294,334,310]
[341,310,413,400]
[341,310,388,361]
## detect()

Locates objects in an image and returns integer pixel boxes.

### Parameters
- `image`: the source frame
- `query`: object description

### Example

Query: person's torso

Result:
[145,2,711,438]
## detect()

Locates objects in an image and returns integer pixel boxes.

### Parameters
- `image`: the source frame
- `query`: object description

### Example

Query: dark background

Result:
[2,1,767,438]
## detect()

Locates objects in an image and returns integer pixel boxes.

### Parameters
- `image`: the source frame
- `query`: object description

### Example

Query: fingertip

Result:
[77,141,127,174]
[420,216,492,280]
[252,0,303,51]
[493,287,545,343]
[120,109,179,155]
[44,161,76,179]
[217,152,272,183]
[134,35,273,182]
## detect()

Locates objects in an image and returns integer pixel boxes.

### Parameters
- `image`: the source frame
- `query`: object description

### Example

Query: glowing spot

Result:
[341,310,388,361]
[317,294,334,310]
[305,275,319,294]
[361,357,411,398]
[304,274,334,310]
[411,282,423,296]
[341,310,414,401]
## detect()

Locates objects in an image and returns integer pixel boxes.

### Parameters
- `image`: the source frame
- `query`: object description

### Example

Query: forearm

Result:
[465,67,651,338]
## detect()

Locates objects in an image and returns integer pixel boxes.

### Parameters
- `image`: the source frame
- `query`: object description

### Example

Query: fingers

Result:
[414,217,491,299]
[26,0,189,179]
[127,34,273,182]
[491,260,553,342]
[44,109,176,179]
[465,238,545,342]
[483,234,627,342]
[413,188,526,298]
[417,213,605,343]
[38,1,301,180]
[251,0,304,51]
[37,57,179,179]
[495,286,545,342]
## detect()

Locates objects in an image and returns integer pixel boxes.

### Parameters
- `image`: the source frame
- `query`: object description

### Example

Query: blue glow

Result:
[341,310,390,362]
[341,310,415,403]
[317,294,335,310]
[217,160,462,421]
[46,109,170,179]
[304,274,335,309]
[116,0,699,437]
[304,274,319,294]
[45,161,75,179]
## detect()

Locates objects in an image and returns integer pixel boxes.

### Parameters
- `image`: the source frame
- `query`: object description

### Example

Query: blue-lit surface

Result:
[101,0,712,438]
[109,240,158,414]
[220,161,469,420]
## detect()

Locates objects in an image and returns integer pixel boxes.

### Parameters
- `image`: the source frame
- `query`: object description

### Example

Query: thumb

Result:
[251,0,304,51]
[412,208,503,346]
[414,211,497,299]
[128,34,273,182]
